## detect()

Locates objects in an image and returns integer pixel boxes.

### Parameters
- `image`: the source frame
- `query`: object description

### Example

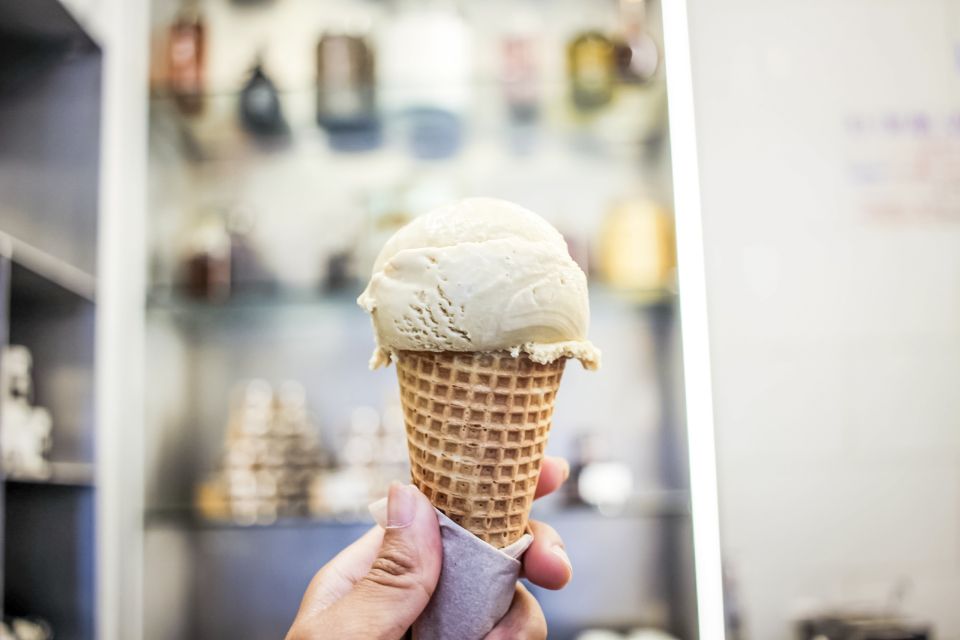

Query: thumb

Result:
[323,482,442,639]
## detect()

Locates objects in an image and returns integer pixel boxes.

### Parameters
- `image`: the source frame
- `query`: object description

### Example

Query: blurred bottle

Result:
[183,212,231,302]
[355,175,459,281]
[586,0,667,153]
[598,194,676,298]
[357,193,412,280]
[723,561,746,640]
[239,57,289,140]
[559,227,591,279]
[167,1,205,115]
[378,0,471,159]
[323,249,354,293]
[567,29,615,112]
[564,432,598,506]
[499,9,541,124]
[566,431,634,513]
[613,0,659,85]
[225,204,272,294]
[316,26,381,151]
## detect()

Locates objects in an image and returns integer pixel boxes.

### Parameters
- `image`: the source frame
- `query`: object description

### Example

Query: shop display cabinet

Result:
[2,0,708,638]
[143,1,697,638]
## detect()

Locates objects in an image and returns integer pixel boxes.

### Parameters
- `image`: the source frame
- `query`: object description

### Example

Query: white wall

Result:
[687,0,960,637]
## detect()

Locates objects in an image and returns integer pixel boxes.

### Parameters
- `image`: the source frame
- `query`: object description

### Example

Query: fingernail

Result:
[387,482,416,528]
[551,544,572,572]
[560,459,571,482]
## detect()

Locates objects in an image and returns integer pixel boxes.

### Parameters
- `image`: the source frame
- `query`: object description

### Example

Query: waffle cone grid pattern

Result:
[397,350,566,547]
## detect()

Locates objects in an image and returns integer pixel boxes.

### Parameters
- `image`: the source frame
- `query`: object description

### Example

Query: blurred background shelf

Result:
[143,490,690,531]
[145,283,674,316]
[146,286,362,313]
[7,240,97,307]
[550,490,692,518]
[149,85,667,167]
[145,508,372,529]
[142,500,692,640]
[4,462,96,488]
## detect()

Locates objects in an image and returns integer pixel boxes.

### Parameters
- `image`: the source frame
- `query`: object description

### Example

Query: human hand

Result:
[286,456,573,640]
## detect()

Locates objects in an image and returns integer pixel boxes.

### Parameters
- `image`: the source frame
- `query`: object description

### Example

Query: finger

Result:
[534,456,570,500]
[295,526,384,617]
[483,583,547,640]
[522,520,572,590]
[319,483,442,639]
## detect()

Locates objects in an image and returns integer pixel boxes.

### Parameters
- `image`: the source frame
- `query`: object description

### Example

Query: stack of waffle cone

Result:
[396,350,566,548]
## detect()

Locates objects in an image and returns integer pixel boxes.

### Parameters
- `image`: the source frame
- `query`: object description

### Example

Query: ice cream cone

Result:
[396,350,566,548]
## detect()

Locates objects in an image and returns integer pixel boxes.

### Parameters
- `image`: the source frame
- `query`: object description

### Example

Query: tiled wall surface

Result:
[689,0,960,637]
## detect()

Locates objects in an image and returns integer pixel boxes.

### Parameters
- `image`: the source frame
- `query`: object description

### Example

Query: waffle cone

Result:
[396,350,566,548]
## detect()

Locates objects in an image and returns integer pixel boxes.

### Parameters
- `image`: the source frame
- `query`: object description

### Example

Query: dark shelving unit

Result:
[0,0,102,638]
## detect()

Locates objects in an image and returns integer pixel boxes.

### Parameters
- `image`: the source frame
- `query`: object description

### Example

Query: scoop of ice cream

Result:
[357,197,600,369]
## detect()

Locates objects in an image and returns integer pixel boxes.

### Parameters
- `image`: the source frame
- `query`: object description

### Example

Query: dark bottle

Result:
[567,31,615,111]
[613,0,660,85]
[184,213,231,302]
[316,32,380,151]
[501,32,540,123]
[239,58,289,139]
[226,206,272,294]
[564,432,597,507]
[378,1,469,160]
[167,2,205,115]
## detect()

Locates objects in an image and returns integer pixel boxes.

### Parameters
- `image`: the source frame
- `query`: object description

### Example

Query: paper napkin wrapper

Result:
[370,498,533,640]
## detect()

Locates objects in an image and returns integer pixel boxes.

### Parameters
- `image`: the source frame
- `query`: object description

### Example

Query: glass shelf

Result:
[147,285,362,313]
[144,490,689,531]
[144,283,675,344]
[149,80,667,166]
[535,488,691,520]
[145,507,373,530]
[605,285,677,308]
[146,282,673,315]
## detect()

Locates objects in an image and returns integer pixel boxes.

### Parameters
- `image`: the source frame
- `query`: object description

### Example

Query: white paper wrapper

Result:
[370,498,533,640]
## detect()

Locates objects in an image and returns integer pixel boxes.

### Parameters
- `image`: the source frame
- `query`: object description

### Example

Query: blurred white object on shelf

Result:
[0,617,53,640]
[625,629,680,640]
[196,379,326,524]
[575,631,624,640]
[575,629,679,640]
[1,345,53,480]
[578,461,634,512]
[311,398,409,516]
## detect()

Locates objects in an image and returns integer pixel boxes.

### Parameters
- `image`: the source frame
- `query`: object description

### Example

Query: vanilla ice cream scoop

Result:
[357,197,600,369]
